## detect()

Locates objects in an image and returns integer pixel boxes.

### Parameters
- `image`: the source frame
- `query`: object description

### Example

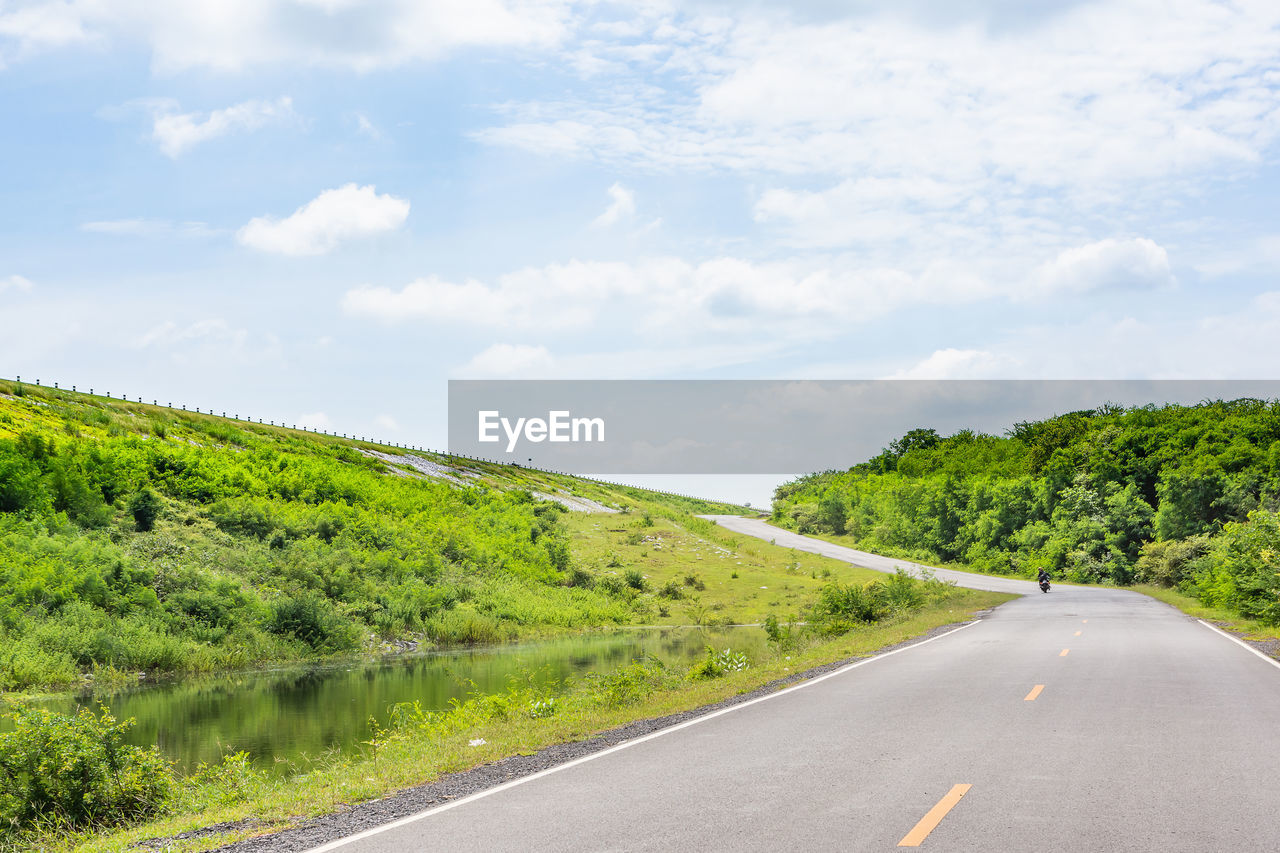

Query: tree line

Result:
[771,399,1280,624]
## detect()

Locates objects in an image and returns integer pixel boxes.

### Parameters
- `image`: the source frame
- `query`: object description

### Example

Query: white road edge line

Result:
[1197,620,1280,672]
[301,619,984,853]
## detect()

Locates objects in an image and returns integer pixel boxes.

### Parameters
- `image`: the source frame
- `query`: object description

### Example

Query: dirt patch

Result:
[532,490,619,513]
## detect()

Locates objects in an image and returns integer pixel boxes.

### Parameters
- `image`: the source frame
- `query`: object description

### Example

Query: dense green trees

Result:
[773,399,1280,622]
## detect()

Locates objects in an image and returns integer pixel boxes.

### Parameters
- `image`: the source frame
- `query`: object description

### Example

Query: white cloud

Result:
[592,182,636,227]
[868,293,1280,381]
[135,319,247,349]
[753,177,974,248]
[487,3,1280,186]
[1,274,34,293]
[477,1,1280,272]
[0,1,92,60]
[889,348,1020,379]
[148,97,295,157]
[238,184,410,256]
[297,411,332,431]
[460,343,556,377]
[352,112,381,139]
[1,1,570,72]
[1194,233,1280,279]
[81,219,218,237]
[374,414,401,431]
[342,254,995,342]
[132,318,282,367]
[1030,238,1174,299]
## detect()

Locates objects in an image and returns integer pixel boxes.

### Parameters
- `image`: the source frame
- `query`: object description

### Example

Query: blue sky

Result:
[2,0,1280,498]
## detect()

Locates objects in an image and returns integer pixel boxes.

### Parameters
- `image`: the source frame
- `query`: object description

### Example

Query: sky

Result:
[2,0,1280,503]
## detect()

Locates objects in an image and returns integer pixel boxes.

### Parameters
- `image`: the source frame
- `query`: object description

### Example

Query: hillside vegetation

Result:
[0,380,751,691]
[772,399,1280,624]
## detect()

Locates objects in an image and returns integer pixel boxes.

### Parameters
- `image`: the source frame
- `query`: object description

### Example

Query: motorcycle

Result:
[1039,578,1051,593]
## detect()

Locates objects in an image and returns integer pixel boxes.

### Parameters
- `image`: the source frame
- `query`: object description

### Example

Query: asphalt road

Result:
[307,520,1280,852]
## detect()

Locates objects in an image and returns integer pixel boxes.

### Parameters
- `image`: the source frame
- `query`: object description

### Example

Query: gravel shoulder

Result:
[202,612,994,853]
[1205,620,1280,661]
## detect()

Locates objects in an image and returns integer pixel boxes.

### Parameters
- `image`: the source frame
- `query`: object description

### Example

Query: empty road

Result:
[306,519,1280,852]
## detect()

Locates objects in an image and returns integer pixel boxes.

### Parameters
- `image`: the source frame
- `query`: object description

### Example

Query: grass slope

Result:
[0,380,747,692]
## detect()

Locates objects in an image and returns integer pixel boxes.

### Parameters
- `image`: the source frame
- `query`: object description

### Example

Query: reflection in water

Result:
[40,627,766,774]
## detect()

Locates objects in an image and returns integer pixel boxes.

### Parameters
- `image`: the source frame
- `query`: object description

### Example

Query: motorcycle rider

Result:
[1037,567,1051,591]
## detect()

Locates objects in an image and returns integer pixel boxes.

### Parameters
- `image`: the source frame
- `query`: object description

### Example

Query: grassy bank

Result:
[563,514,888,626]
[0,380,754,692]
[1132,584,1280,643]
[6,586,1012,853]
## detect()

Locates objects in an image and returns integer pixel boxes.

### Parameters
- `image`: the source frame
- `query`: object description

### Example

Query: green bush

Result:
[1191,511,1280,624]
[128,488,162,532]
[763,614,799,650]
[0,705,174,829]
[687,646,749,680]
[657,580,684,599]
[268,595,337,649]
[585,661,669,707]
[881,568,924,610]
[1135,536,1210,586]
[811,579,889,629]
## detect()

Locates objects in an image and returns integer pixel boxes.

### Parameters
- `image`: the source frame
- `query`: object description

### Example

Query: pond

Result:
[42,626,768,774]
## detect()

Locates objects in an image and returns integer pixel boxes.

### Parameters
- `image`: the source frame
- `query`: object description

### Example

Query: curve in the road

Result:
[701,515,1034,594]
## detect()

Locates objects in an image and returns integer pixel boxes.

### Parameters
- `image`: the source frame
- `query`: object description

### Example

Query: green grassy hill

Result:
[0,379,759,691]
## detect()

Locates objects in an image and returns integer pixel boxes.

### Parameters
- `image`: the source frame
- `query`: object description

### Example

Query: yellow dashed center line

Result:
[898,784,973,847]
[1024,684,1045,701]
[1060,648,1070,657]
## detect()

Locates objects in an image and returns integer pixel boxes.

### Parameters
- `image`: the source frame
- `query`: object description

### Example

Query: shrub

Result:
[763,614,799,649]
[566,567,594,588]
[682,572,705,591]
[595,575,627,597]
[1135,536,1210,587]
[687,646,749,680]
[809,578,891,633]
[1191,511,1280,624]
[189,751,265,807]
[623,569,647,591]
[882,568,923,611]
[657,580,684,599]
[267,595,341,649]
[0,705,174,829]
[586,660,668,707]
[128,488,163,532]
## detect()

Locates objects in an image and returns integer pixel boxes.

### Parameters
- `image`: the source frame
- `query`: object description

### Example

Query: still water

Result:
[46,626,767,774]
